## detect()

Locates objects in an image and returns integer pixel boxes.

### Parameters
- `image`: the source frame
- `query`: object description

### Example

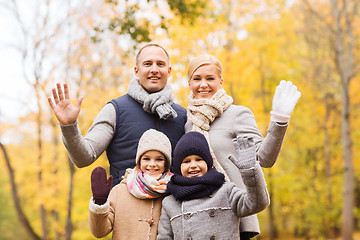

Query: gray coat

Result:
[185,105,287,235]
[157,164,269,240]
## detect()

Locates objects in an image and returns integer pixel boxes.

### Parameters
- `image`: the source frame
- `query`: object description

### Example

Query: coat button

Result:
[184,213,191,220]
[209,210,215,217]
[210,236,216,240]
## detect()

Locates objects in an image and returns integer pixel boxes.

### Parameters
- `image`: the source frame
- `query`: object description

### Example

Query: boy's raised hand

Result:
[48,82,83,125]
[228,136,256,169]
[91,166,113,205]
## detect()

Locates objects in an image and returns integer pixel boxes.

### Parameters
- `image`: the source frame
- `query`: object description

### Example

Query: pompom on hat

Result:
[135,129,172,169]
[173,131,213,174]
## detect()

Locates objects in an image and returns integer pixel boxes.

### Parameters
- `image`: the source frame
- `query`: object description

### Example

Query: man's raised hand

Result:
[48,82,83,125]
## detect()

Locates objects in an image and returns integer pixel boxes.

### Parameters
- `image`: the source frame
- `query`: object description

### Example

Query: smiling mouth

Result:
[188,170,201,177]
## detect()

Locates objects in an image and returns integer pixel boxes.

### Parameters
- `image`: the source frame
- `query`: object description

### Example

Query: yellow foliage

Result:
[1,0,360,238]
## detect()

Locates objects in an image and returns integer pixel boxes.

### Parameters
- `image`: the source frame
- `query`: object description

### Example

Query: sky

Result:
[0,0,73,123]
[0,0,162,124]
[0,3,33,122]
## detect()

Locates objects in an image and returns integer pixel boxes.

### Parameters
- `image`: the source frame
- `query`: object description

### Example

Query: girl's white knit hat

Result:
[135,129,172,166]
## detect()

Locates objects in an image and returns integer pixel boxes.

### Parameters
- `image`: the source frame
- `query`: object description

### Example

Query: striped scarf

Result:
[126,168,173,199]
[187,89,233,181]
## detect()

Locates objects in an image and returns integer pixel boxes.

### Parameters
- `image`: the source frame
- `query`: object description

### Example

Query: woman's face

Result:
[188,64,223,99]
[139,150,166,178]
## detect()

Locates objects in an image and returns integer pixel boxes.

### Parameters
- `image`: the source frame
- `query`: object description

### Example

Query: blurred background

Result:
[0,0,359,239]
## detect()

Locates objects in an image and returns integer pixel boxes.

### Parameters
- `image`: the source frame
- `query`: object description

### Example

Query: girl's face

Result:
[188,64,223,99]
[180,155,208,178]
[139,150,166,178]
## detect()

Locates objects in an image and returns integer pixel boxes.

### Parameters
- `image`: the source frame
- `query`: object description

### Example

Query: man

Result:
[48,43,187,186]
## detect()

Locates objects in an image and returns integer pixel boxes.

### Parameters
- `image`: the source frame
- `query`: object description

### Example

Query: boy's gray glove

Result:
[228,136,256,169]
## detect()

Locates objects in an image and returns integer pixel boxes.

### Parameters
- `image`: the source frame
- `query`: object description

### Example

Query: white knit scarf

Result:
[125,168,173,199]
[127,79,178,119]
[187,88,233,181]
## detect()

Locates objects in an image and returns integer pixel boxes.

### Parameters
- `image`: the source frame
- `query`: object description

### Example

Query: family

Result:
[48,43,301,239]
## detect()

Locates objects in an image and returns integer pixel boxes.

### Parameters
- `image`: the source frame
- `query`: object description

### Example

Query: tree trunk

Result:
[50,118,62,240]
[65,156,75,240]
[331,1,355,239]
[340,84,353,240]
[267,170,277,240]
[259,50,278,240]
[34,86,48,240]
[324,94,337,239]
[0,142,41,240]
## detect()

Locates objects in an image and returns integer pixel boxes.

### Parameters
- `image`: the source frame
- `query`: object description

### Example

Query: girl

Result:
[157,131,270,239]
[89,129,173,240]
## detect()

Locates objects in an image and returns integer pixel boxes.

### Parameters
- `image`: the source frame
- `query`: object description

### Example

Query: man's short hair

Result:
[136,43,170,67]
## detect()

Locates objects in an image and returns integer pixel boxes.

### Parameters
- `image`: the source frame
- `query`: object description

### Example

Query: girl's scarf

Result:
[187,89,233,181]
[167,168,225,201]
[127,79,178,120]
[126,168,173,199]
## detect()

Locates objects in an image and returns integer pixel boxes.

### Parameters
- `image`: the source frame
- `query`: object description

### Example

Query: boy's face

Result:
[180,155,208,178]
[139,150,166,178]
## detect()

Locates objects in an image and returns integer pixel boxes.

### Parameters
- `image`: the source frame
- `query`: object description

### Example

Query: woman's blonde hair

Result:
[187,54,223,80]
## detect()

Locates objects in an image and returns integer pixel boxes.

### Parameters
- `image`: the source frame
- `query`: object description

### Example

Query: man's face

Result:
[134,46,171,93]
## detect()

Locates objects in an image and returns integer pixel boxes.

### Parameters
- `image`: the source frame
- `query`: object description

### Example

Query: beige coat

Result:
[89,179,163,240]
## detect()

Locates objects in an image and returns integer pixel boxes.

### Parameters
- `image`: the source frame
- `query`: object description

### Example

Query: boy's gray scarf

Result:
[127,79,178,120]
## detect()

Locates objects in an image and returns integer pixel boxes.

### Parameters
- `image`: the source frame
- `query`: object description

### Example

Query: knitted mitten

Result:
[270,80,301,122]
[228,136,256,169]
[91,166,113,205]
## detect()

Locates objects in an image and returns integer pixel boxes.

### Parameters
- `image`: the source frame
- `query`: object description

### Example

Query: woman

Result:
[185,54,301,238]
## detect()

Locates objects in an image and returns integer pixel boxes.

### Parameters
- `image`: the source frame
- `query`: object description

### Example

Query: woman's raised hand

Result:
[48,82,83,125]
[270,80,301,123]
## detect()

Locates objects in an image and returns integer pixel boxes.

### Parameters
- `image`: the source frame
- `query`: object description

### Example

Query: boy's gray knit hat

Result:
[136,129,172,167]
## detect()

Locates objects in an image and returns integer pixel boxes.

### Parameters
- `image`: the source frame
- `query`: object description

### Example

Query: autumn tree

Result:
[2,0,69,238]
[301,0,360,239]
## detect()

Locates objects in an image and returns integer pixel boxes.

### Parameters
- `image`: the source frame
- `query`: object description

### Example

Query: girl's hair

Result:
[187,54,223,80]
[136,153,171,172]
[137,151,170,172]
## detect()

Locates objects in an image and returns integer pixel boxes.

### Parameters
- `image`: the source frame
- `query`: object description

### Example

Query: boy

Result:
[157,131,270,239]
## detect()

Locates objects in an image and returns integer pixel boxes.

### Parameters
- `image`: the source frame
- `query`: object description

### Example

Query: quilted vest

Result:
[106,94,187,186]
